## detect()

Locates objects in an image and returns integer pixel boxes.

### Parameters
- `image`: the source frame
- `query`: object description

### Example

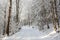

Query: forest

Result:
[0,0,60,40]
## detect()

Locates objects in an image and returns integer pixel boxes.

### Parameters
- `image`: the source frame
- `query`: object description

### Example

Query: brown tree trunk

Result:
[51,0,59,31]
[54,0,59,32]
[6,0,12,36]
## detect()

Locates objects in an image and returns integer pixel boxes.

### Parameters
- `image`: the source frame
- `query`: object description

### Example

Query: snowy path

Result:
[2,24,60,40]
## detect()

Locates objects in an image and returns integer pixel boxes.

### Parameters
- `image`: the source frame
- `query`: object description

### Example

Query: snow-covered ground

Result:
[1,24,60,40]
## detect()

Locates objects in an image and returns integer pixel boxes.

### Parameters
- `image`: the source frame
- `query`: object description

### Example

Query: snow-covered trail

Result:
[2,24,60,40]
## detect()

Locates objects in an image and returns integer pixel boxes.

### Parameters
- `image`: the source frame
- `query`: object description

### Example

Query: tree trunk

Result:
[54,0,59,32]
[51,0,59,31]
[3,9,6,35]
[6,0,12,36]
[16,0,20,25]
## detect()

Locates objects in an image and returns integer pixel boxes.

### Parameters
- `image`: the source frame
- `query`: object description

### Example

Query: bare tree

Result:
[6,0,12,36]
[3,6,7,35]
[40,0,50,29]
[54,0,59,32]
[0,4,7,35]
[15,0,20,25]
[50,0,59,32]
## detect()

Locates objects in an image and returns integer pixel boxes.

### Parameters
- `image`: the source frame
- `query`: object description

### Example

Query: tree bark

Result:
[51,0,59,31]
[16,0,20,25]
[6,0,12,36]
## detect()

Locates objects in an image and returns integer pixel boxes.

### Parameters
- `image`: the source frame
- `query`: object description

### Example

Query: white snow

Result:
[1,24,60,40]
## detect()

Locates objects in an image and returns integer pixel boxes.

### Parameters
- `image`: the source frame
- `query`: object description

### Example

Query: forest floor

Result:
[1,24,60,40]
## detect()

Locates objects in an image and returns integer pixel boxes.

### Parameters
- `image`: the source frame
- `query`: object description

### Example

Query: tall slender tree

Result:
[6,0,12,36]
[16,0,20,25]
[0,4,7,35]
[3,6,7,35]
[50,0,59,32]
[40,0,49,29]
[54,0,59,32]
